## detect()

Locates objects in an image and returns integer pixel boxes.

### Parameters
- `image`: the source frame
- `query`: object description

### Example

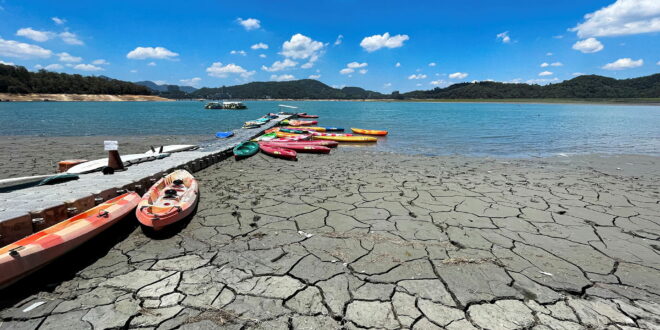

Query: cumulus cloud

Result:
[130,69,138,73]
[538,71,553,76]
[359,69,367,74]
[236,18,261,31]
[430,80,447,86]
[52,17,67,25]
[347,62,367,69]
[428,62,436,67]
[546,52,553,56]
[572,72,585,76]
[308,74,321,79]
[550,62,563,66]
[395,62,401,67]
[408,74,427,80]
[449,72,468,79]
[383,83,392,88]
[281,34,324,61]
[340,68,354,75]
[57,52,82,62]
[572,38,604,53]
[59,31,83,45]
[0,37,52,59]
[571,0,660,38]
[657,60,660,65]
[259,54,267,58]
[127,46,179,60]
[92,59,109,65]
[206,62,255,78]
[0,60,15,65]
[251,42,268,50]
[44,63,63,70]
[334,35,343,45]
[262,58,297,72]
[74,63,104,71]
[602,58,643,70]
[360,32,409,52]
[16,28,54,42]
[496,31,511,43]
[540,62,549,67]
[180,77,202,87]
[230,50,247,56]
[270,74,295,81]
[147,62,156,66]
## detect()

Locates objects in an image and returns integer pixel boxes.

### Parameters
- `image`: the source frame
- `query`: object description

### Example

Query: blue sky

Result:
[1,0,659,92]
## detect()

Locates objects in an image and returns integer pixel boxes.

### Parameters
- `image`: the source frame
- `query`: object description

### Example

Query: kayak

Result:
[275,132,312,140]
[283,120,318,126]
[313,135,378,142]
[233,141,259,159]
[264,140,339,148]
[136,170,199,231]
[215,131,234,138]
[38,173,79,186]
[265,127,281,134]
[297,114,319,118]
[260,142,331,154]
[351,128,389,136]
[283,126,344,132]
[259,144,297,160]
[253,132,278,141]
[0,192,140,289]
[243,122,262,129]
[0,174,55,190]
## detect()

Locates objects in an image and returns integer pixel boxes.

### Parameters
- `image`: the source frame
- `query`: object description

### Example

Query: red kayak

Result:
[264,140,338,148]
[297,114,319,118]
[286,120,318,126]
[260,142,330,154]
[259,144,297,160]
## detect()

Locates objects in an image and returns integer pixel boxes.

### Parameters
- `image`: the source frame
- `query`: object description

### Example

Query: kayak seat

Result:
[164,189,178,199]
[173,179,184,186]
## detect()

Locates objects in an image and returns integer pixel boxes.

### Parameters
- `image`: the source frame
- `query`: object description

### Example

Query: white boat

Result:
[66,153,170,174]
[0,174,54,189]
[144,145,198,155]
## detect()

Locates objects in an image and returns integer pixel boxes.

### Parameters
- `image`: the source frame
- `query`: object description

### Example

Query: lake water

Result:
[1,100,659,157]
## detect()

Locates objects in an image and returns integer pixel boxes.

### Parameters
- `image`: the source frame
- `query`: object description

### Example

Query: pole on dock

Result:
[105,140,124,173]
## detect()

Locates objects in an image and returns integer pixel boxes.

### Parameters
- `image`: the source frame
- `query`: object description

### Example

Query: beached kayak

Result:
[215,131,234,138]
[0,192,140,289]
[282,120,318,126]
[136,170,199,231]
[260,142,331,154]
[283,126,344,132]
[265,140,339,148]
[67,153,170,174]
[233,141,259,159]
[0,174,55,190]
[351,128,389,136]
[145,145,198,155]
[38,173,79,186]
[297,114,319,118]
[253,132,278,141]
[275,132,312,140]
[313,135,378,142]
[259,144,297,160]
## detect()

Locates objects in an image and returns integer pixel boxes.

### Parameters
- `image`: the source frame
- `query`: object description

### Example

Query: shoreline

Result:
[0,93,171,102]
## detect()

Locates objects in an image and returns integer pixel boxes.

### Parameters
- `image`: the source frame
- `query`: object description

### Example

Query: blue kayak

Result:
[322,127,344,132]
[216,131,234,138]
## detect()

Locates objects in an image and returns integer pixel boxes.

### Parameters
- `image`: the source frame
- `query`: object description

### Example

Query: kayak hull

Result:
[233,141,259,159]
[136,170,199,231]
[351,128,389,136]
[313,135,378,142]
[260,142,331,154]
[259,145,297,160]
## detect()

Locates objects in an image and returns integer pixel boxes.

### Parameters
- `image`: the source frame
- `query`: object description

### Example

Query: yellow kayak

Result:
[313,135,377,142]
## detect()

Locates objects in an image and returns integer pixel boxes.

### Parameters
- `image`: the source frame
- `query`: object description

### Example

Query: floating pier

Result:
[0,115,290,246]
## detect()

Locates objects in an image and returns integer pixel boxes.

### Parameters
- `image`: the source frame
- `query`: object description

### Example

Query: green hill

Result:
[190,79,387,99]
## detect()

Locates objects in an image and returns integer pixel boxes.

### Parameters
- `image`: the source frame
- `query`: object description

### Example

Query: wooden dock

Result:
[0,115,289,246]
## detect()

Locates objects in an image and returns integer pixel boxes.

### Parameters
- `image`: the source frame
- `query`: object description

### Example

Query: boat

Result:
[297,114,319,118]
[351,128,389,136]
[38,173,79,186]
[0,174,55,190]
[145,145,198,155]
[260,142,330,154]
[136,170,199,231]
[215,131,234,138]
[283,126,344,132]
[282,120,318,126]
[264,140,339,148]
[233,141,259,159]
[204,102,223,109]
[66,153,170,174]
[275,132,313,140]
[312,135,378,142]
[0,192,140,289]
[253,132,278,141]
[204,101,247,110]
[259,144,297,160]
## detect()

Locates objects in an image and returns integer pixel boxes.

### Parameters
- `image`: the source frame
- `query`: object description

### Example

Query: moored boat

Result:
[351,128,389,136]
[0,192,140,289]
[136,170,199,231]
[259,142,331,154]
[259,144,297,160]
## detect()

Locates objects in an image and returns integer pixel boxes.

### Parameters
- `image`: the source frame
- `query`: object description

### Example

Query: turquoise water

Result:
[1,100,659,157]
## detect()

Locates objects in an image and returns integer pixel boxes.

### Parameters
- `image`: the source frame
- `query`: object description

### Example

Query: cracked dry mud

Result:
[1,149,659,329]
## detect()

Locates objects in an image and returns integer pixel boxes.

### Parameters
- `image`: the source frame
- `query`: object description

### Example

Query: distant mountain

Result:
[190,79,386,99]
[135,81,197,94]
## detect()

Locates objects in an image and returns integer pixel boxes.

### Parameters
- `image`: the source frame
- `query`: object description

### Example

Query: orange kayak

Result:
[351,128,388,136]
[313,135,378,142]
[136,170,199,231]
[0,192,140,289]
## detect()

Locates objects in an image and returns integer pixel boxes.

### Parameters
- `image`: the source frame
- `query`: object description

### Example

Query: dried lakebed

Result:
[1,149,659,329]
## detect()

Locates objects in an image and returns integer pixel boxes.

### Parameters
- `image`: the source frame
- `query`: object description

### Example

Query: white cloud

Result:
[74,63,104,71]
[572,72,585,76]
[16,28,55,42]
[340,68,354,75]
[383,83,392,88]
[270,74,295,81]
[52,17,66,25]
[57,52,82,62]
[130,69,138,73]
[44,63,63,70]
[416,83,422,87]
[0,60,15,65]
[602,58,643,70]
[428,62,436,67]
[496,31,511,43]
[360,32,409,52]
[281,34,325,63]
[334,35,343,45]
[251,42,268,50]
[657,60,660,65]
[347,62,367,69]
[262,58,297,72]
[539,71,553,76]
[147,61,156,66]
[153,80,167,85]
[127,46,179,60]
[0,37,52,59]
[230,50,247,56]
[546,52,553,56]
[180,77,201,87]
[206,62,255,78]
[395,62,401,67]
[572,38,604,53]
[430,80,447,86]
[236,18,261,31]
[449,72,468,79]
[571,0,660,38]
[92,59,109,65]
[551,62,563,66]
[259,54,267,58]
[540,62,549,67]
[308,74,321,79]
[408,74,427,80]
[359,69,368,74]
[59,31,83,45]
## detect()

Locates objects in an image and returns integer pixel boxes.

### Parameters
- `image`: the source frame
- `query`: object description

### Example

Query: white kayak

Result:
[66,153,170,174]
[0,174,54,189]
[144,145,198,155]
